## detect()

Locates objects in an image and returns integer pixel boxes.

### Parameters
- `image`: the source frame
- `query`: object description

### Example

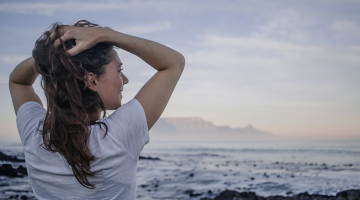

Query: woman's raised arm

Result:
[9,57,42,115]
[53,27,185,129]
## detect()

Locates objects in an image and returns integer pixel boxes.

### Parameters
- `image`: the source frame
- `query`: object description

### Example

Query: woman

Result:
[9,20,184,199]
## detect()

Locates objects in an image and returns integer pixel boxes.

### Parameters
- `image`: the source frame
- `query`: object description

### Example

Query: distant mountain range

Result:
[150,117,272,138]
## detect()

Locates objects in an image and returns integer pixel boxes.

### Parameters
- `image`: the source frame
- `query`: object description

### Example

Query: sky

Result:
[1,0,359,141]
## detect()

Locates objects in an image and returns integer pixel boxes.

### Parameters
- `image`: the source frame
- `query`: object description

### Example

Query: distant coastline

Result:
[150,117,273,141]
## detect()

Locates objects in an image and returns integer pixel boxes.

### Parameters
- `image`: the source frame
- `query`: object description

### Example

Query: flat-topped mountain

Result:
[150,117,272,137]
[161,117,217,131]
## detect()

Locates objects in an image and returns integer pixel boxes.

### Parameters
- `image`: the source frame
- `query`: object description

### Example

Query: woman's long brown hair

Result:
[32,20,113,188]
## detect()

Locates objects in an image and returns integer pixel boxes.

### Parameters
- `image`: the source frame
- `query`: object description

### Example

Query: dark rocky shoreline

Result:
[199,189,360,200]
[1,152,359,200]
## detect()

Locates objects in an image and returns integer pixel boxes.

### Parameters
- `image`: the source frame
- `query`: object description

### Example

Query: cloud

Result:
[0,0,299,17]
[336,54,360,64]
[330,20,360,39]
[255,9,318,42]
[181,33,360,112]
[190,34,360,70]
[114,22,171,35]
[0,77,8,84]
[280,102,341,108]
[185,34,324,73]
[1,56,28,65]
[0,1,227,16]
[195,35,322,53]
[0,1,132,15]
[330,20,360,32]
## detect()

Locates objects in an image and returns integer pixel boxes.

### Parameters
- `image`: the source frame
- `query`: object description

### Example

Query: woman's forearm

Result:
[52,26,184,71]
[9,57,38,85]
[102,29,185,71]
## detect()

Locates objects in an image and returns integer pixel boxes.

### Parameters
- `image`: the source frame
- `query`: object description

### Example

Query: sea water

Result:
[1,140,359,200]
[136,139,360,199]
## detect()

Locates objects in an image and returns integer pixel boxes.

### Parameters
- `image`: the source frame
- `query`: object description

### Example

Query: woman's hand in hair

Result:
[50,26,108,56]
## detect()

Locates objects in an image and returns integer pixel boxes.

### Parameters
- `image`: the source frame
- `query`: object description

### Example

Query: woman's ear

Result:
[85,72,97,91]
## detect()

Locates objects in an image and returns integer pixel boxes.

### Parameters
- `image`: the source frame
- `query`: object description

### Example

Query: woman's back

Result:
[18,100,148,199]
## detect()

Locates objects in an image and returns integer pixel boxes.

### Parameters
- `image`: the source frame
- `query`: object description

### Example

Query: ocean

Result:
[1,139,359,200]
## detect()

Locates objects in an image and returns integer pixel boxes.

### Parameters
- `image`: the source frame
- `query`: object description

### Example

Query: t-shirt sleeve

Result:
[105,99,149,159]
[16,101,46,145]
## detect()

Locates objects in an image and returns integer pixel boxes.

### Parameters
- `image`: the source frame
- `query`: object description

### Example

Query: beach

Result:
[1,140,360,200]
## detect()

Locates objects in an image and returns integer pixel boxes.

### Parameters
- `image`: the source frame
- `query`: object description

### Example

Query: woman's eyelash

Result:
[118,68,124,72]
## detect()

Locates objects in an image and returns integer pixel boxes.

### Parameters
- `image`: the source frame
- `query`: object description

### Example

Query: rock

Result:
[20,196,28,200]
[0,164,27,177]
[189,192,202,197]
[336,190,360,200]
[0,182,9,187]
[0,152,25,162]
[214,190,257,200]
[184,189,202,197]
[209,190,360,200]
[139,156,160,160]
[139,184,148,188]
[17,166,28,175]
[0,164,18,177]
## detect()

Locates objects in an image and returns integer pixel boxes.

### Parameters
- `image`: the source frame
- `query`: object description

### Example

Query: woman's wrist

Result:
[100,28,119,44]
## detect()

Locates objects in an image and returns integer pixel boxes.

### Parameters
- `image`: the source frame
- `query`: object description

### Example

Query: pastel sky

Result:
[1,0,359,141]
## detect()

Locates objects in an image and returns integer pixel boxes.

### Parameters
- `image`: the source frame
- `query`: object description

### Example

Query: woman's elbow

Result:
[177,53,185,70]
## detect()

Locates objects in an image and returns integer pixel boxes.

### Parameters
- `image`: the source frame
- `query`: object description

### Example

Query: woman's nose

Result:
[122,73,129,84]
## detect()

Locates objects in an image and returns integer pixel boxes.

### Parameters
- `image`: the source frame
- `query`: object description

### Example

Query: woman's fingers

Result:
[48,26,65,41]
[45,28,55,45]
[66,45,83,56]
[48,26,71,47]
[53,33,73,47]
[48,26,100,56]
[48,29,56,41]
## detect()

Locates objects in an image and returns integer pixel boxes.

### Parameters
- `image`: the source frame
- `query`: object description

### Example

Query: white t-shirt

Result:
[16,99,149,200]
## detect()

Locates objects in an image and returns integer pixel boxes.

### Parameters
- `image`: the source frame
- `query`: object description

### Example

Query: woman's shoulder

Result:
[17,101,45,121]
[16,101,46,145]
[103,99,145,121]
[89,98,149,159]
[17,101,44,114]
